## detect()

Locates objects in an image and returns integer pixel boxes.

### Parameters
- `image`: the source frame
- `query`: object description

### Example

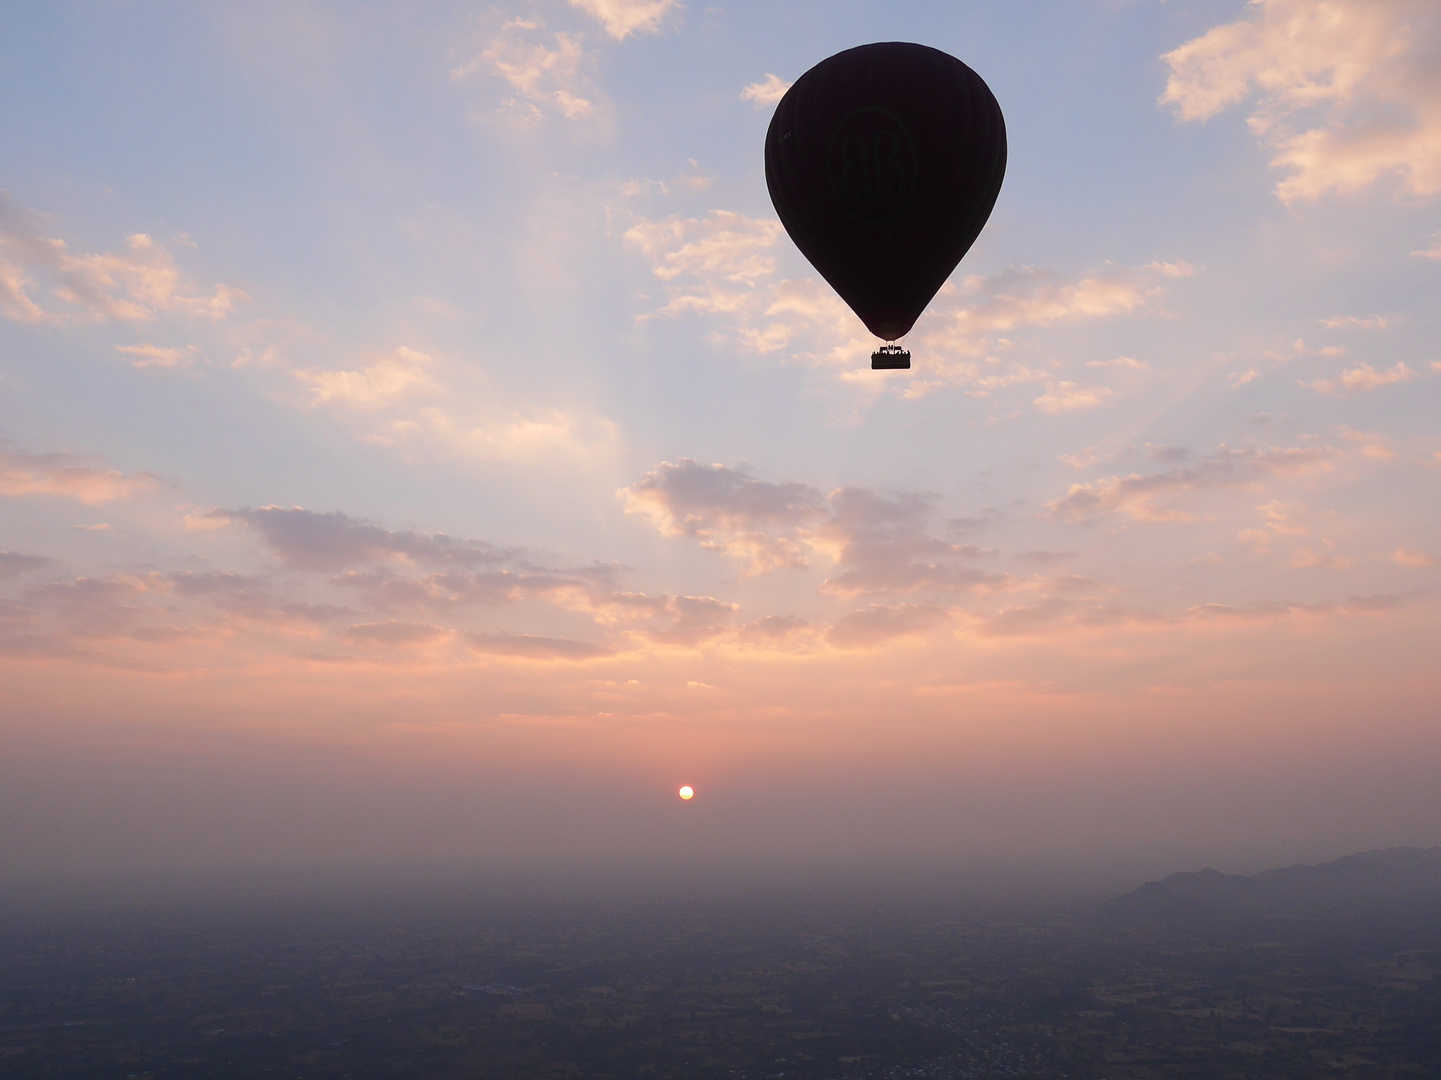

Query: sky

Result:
[1,0,1439,888]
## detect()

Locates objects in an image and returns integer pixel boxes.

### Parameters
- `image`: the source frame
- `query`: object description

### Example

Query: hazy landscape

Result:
[4,848,1440,1078]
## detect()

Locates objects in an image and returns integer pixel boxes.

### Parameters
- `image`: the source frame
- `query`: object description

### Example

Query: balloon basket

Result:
[871,346,911,370]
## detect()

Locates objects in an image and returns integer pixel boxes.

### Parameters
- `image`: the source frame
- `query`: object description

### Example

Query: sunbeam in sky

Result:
[1,0,1439,883]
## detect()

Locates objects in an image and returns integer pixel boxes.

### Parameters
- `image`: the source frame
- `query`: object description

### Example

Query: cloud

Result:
[1307,361,1419,394]
[1160,0,1441,203]
[620,463,1005,596]
[295,346,434,409]
[1336,426,1396,460]
[1229,368,1261,389]
[1392,547,1439,568]
[1033,381,1114,414]
[624,210,783,291]
[1290,547,1355,570]
[1265,338,1344,362]
[900,264,1176,393]
[568,0,680,40]
[1188,593,1413,621]
[0,193,242,323]
[1321,314,1389,329]
[222,507,511,572]
[332,565,608,613]
[1045,442,1336,524]
[342,621,453,648]
[1013,550,1074,565]
[828,603,949,648]
[939,266,1156,336]
[116,343,202,370]
[678,159,716,191]
[622,209,1175,383]
[1145,260,1197,278]
[456,19,597,121]
[740,614,810,640]
[1414,232,1441,259]
[0,552,50,579]
[465,631,611,660]
[1237,499,1313,553]
[632,594,736,646]
[0,442,158,504]
[968,596,1165,638]
[815,488,1004,598]
[1087,355,1149,370]
[374,404,622,463]
[618,459,826,573]
[741,74,792,106]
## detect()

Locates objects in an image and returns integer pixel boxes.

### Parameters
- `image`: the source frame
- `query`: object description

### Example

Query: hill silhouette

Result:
[1105,845,1441,922]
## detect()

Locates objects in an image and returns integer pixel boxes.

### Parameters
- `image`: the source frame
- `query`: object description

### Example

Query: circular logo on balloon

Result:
[826,107,918,225]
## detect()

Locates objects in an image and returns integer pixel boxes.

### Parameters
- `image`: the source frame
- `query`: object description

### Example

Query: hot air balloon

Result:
[764,43,1007,370]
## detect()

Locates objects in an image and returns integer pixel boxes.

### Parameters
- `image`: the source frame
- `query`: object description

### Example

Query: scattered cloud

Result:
[1145,260,1197,278]
[828,602,949,648]
[678,159,716,190]
[1161,0,1441,203]
[0,193,242,324]
[816,488,1004,598]
[221,506,511,572]
[456,19,596,121]
[1147,445,1191,462]
[1393,548,1439,567]
[1188,593,1412,621]
[1265,338,1344,362]
[1337,426,1396,460]
[1033,381,1114,414]
[1237,499,1312,553]
[1414,232,1441,259]
[465,631,610,660]
[296,346,434,409]
[620,463,1005,597]
[624,210,783,291]
[1045,442,1336,524]
[0,552,50,579]
[937,265,1157,337]
[1321,314,1389,329]
[1059,447,1109,470]
[741,74,791,106]
[1291,547,1355,570]
[1308,361,1418,394]
[618,459,826,574]
[376,406,621,463]
[968,596,1164,638]
[115,343,202,370]
[568,0,681,40]
[342,620,453,649]
[0,442,158,504]
[1229,368,1261,389]
[1087,355,1149,370]
[740,614,810,640]
[1012,550,1074,565]
[631,594,736,646]
[622,211,1178,387]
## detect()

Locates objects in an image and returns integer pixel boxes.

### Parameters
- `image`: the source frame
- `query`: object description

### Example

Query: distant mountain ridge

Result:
[1105,846,1441,921]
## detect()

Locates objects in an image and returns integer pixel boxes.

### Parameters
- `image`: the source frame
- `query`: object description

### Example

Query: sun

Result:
[678,785,694,800]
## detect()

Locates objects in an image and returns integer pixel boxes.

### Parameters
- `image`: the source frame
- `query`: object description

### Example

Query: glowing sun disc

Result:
[678,785,694,800]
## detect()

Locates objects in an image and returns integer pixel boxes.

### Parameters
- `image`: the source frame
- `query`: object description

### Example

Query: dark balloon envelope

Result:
[765,42,1007,346]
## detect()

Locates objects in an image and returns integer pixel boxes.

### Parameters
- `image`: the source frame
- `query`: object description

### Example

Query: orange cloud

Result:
[0,193,242,324]
[0,442,158,504]
[1161,0,1441,203]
